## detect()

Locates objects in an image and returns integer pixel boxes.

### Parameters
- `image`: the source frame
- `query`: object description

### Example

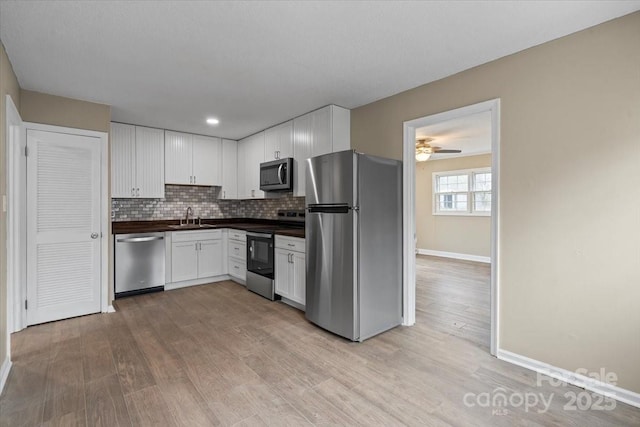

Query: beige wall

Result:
[352,12,640,393]
[417,154,491,257]
[0,41,21,370]
[20,90,110,132]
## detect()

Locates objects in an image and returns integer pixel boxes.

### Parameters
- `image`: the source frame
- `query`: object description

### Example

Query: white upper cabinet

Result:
[192,135,222,186]
[135,126,165,198]
[293,105,350,197]
[165,131,193,185]
[238,132,265,199]
[111,122,165,198]
[165,131,222,186]
[264,120,293,161]
[111,123,135,198]
[220,139,238,199]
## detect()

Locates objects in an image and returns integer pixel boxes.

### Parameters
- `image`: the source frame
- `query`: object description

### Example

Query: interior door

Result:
[26,129,102,325]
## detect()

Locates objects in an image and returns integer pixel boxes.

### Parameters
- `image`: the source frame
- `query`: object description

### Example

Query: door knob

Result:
[91,232,99,239]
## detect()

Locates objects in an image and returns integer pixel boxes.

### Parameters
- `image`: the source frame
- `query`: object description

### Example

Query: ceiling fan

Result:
[415,138,461,161]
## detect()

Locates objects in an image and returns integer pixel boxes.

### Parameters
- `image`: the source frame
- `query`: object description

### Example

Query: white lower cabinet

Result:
[274,236,305,308]
[197,240,224,278]
[170,230,224,284]
[171,241,199,282]
[227,229,247,283]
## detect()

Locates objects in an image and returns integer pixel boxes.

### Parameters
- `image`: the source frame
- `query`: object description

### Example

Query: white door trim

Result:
[20,122,110,320]
[402,98,501,356]
[5,95,23,339]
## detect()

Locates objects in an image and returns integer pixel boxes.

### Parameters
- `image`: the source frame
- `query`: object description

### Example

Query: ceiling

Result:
[1,1,638,140]
[416,111,491,161]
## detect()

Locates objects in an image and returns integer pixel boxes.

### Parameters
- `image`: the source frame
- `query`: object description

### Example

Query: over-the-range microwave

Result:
[259,157,293,192]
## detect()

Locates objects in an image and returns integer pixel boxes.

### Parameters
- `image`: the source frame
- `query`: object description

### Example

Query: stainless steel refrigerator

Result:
[305,150,402,341]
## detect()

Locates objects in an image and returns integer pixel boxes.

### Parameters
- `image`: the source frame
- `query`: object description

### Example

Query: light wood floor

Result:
[1,255,639,426]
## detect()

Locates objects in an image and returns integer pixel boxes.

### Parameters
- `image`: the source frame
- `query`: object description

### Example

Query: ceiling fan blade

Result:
[433,149,462,153]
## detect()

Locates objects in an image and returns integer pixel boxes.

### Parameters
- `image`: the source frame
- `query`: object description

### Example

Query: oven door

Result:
[246,232,274,279]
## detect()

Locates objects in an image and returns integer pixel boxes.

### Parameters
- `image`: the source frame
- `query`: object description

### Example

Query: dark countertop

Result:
[112,218,305,238]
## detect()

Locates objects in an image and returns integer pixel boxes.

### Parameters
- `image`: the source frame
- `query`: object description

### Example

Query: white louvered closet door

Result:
[26,129,102,325]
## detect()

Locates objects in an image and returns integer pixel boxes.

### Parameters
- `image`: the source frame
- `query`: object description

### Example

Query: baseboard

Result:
[498,349,640,409]
[0,358,12,395]
[417,248,490,264]
[106,305,116,313]
[280,297,305,312]
[164,274,230,291]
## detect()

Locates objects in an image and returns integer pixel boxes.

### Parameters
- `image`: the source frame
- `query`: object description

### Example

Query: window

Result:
[433,167,491,216]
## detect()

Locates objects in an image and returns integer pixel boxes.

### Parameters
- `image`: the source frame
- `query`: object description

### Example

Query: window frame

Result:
[432,167,492,217]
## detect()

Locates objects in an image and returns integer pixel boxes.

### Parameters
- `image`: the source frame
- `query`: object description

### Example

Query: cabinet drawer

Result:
[228,229,246,242]
[172,229,222,242]
[228,240,246,261]
[228,257,246,281]
[275,235,305,252]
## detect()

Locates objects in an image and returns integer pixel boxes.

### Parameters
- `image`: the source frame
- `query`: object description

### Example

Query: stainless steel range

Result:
[246,210,304,300]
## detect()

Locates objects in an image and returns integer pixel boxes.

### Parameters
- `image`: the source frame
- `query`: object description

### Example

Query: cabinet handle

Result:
[223,190,226,198]
[194,175,196,184]
[287,243,295,247]
[251,189,255,197]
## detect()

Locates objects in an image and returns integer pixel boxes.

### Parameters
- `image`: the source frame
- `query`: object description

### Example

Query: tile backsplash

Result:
[111,185,305,221]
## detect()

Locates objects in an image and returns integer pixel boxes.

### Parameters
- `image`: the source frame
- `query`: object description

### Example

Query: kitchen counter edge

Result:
[112,219,305,238]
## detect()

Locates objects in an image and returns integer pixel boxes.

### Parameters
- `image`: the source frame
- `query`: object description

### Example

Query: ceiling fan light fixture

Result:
[415,150,431,162]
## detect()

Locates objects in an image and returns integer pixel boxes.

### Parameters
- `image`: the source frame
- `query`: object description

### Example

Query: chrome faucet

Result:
[184,206,194,225]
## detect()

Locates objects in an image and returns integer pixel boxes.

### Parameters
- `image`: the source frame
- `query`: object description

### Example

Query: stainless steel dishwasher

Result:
[115,232,166,298]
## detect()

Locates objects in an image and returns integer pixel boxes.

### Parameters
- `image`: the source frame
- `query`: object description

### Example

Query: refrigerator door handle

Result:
[307,204,351,214]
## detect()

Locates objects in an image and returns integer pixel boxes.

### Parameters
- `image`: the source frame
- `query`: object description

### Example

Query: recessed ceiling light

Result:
[206,118,219,125]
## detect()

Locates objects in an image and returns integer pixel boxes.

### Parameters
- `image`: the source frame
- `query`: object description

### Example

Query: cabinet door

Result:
[276,120,294,159]
[135,126,165,198]
[291,251,306,306]
[193,135,221,186]
[264,125,278,161]
[236,137,249,199]
[111,123,135,198]
[165,131,193,185]
[311,106,332,158]
[274,248,291,298]
[171,241,198,282]
[292,113,312,197]
[220,139,237,199]
[264,121,293,160]
[248,132,265,199]
[198,239,223,278]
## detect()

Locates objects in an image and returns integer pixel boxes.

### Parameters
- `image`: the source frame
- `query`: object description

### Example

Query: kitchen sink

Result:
[167,224,219,230]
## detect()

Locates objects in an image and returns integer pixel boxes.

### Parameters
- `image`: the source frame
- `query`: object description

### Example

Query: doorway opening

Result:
[402,99,500,355]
